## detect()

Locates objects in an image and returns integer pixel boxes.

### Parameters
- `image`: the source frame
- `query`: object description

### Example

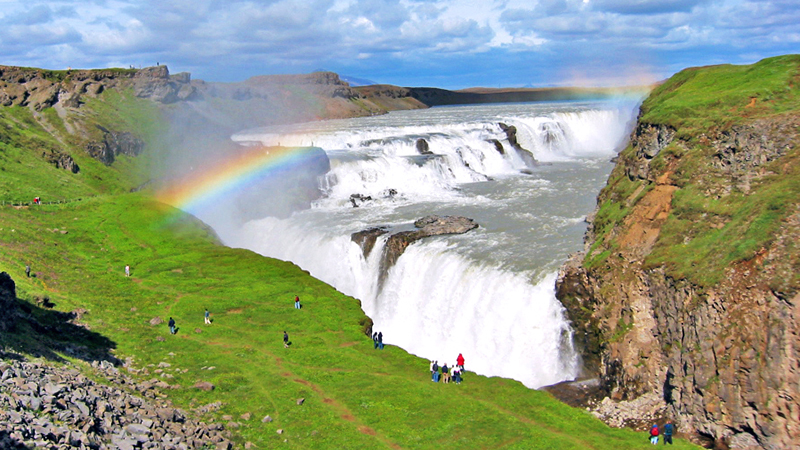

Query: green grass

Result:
[0,194,700,449]
[640,54,800,138]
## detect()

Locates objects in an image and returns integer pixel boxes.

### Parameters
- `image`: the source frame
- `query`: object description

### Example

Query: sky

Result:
[0,0,798,89]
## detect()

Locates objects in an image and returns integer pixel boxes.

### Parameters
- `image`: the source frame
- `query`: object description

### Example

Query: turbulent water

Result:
[211,100,639,388]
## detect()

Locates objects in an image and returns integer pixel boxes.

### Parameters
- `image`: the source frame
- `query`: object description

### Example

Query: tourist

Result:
[452,365,461,384]
[168,317,176,335]
[432,361,440,382]
[25,264,31,277]
[442,363,450,383]
[125,265,130,277]
[663,421,674,445]
[373,332,379,349]
[649,424,659,445]
[377,332,383,350]
[204,308,211,324]
[294,295,301,309]
[284,331,289,348]
[430,360,435,380]
[457,353,465,371]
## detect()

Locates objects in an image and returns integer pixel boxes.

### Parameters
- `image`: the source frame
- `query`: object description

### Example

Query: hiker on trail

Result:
[204,308,211,324]
[25,264,31,277]
[663,421,674,445]
[457,353,465,371]
[442,363,450,383]
[294,295,301,309]
[125,265,130,277]
[283,331,289,348]
[432,361,440,382]
[168,317,176,335]
[649,424,659,444]
[377,332,383,350]
[430,360,435,379]
[373,332,379,349]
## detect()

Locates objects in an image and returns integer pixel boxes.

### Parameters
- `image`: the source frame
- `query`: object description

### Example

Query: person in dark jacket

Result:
[663,421,674,445]
[373,332,379,349]
[168,317,176,335]
[377,332,384,349]
[283,331,290,348]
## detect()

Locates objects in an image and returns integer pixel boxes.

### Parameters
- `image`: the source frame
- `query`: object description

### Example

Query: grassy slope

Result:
[588,55,800,288]
[0,84,699,449]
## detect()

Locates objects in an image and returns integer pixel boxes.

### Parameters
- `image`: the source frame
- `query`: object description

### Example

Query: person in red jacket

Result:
[456,353,465,371]
[649,424,660,444]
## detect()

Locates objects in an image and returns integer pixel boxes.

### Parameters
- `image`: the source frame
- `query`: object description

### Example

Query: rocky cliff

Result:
[555,55,800,449]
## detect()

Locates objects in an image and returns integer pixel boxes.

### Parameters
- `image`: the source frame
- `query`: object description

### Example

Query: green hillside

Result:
[588,54,800,289]
[0,76,699,449]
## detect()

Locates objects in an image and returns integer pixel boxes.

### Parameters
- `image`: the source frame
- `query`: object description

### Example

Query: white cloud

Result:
[0,0,796,87]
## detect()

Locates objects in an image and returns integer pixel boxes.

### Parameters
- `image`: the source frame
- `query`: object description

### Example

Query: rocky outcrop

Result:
[499,122,537,168]
[42,151,80,173]
[555,107,800,449]
[0,65,195,111]
[0,272,17,333]
[85,126,145,166]
[351,227,390,259]
[0,356,232,449]
[416,138,432,155]
[351,216,478,289]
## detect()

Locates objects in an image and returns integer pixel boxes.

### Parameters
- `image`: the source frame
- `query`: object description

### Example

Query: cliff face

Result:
[556,55,800,449]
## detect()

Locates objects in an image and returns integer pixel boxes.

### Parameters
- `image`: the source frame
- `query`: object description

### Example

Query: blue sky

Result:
[1,0,798,89]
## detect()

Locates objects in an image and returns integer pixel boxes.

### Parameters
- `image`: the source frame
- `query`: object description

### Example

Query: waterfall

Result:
[207,100,641,388]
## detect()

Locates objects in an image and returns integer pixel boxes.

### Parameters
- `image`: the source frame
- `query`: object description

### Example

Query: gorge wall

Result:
[555,55,800,449]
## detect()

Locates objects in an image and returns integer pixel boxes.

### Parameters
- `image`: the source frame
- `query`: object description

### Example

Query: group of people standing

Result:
[649,421,674,445]
[430,353,466,384]
[372,331,384,349]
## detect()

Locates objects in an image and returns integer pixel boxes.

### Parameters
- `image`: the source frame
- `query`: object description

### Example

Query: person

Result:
[429,360,435,380]
[377,332,383,350]
[283,331,289,348]
[373,332,379,349]
[432,361,439,382]
[294,295,301,309]
[457,353,465,371]
[650,424,659,445]
[442,363,450,383]
[125,265,130,277]
[204,308,211,325]
[452,365,461,384]
[25,264,31,277]
[168,317,176,335]
[663,421,674,445]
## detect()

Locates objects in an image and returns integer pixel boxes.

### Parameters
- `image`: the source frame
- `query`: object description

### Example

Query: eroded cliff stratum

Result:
[556,55,799,449]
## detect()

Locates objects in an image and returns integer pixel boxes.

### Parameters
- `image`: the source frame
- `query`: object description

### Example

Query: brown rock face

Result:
[351,216,479,290]
[85,126,145,165]
[498,122,537,168]
[555,114,800,448]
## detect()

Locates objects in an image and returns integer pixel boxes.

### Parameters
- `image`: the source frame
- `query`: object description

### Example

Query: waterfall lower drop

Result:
[218,100,641,390]
[230,217,579,388]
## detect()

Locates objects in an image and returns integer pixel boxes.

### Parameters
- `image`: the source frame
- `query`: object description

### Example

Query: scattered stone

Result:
[261,415,273,423]
[240,412,251,420]
[156,336,165,342]
[195,328,203,333]
[193,381,215,391]
[296,398,305,406]
[149,317,163,326]
[276,429,283,435]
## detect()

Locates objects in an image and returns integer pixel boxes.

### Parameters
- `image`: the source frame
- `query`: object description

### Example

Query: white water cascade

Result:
[213,100,640,388]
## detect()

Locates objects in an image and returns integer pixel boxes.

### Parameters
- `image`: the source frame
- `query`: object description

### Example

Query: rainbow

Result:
[156,146,324,215]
